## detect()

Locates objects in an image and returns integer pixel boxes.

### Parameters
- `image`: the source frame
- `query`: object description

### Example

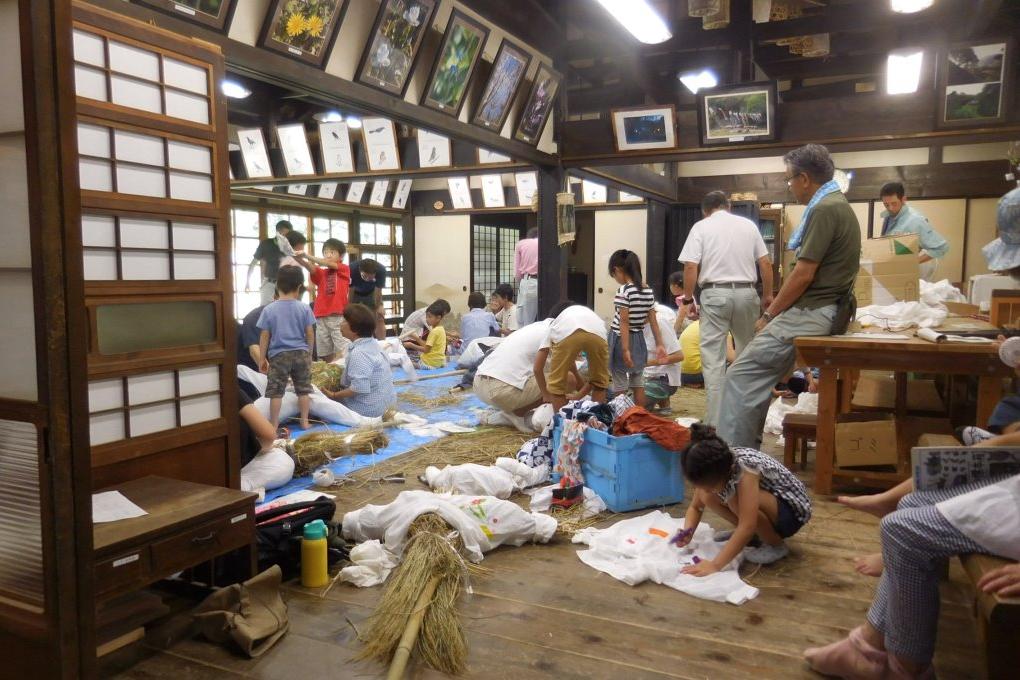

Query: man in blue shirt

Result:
[879,182,949,281]
[460,292,500,346]
[348,255,388,339]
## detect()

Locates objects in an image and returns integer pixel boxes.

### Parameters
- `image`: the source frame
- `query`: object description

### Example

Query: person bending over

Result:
[534,303,609,412]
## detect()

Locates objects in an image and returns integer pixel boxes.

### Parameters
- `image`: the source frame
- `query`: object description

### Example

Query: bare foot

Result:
[837,493,898,518]
[299,421,311,431]
[854,553,884,577]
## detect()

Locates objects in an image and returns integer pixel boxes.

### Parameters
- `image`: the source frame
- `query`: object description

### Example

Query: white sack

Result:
[856,300,947,331]
[309,392,383,427]
[527,484,607,518]
[494,456,550,489]
[920,279,967,306]
[339,540,399,587]
[572,510,759,605]
[424,457,550,498]
[764,391,819,435]
[379,338,418,380]
[457,337,504,368]
[240,447,295,494]
[342,489,557,562]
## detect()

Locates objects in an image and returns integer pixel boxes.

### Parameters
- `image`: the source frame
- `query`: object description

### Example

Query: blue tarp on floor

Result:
[258,366,489,505]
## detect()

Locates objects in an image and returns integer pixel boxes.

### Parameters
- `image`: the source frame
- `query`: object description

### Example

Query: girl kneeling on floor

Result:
[676,424,812,576]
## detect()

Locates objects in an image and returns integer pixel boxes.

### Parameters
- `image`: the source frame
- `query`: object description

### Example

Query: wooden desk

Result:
[93,476,257,601]
[795,335,1012,495]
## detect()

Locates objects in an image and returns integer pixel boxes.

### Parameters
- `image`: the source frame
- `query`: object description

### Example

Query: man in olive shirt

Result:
[717,144,860,448]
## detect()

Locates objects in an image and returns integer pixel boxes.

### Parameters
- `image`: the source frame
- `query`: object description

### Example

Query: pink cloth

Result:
[514,238,539,278]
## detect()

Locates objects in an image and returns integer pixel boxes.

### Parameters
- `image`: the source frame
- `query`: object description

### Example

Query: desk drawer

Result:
[95,549,150,596]
[150,510,253,574]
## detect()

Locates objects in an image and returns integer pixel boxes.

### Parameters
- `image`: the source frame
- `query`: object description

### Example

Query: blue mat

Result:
[259,367,488,506]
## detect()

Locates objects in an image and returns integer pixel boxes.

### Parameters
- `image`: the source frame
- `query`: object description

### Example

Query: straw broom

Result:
[358,513,471,676]
[290,429,389,475]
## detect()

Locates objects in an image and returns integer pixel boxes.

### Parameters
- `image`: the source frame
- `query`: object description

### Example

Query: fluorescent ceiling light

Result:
[346,117,362,129]
[678,69,718,94]
[594,0,671,44]
[886,50,923,94]
[890,0,934,13]
[221,80,251,99]
[314,110,344,123]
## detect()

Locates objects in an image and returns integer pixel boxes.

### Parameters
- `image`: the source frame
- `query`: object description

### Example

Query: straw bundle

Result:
[310,361,344,392]
[357,513,472,676]
[290,429,389,475]
[399,391,463,410]
[552,502,610,537]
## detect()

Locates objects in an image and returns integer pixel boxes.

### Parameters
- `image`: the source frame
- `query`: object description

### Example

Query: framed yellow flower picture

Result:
[258,0,349,68]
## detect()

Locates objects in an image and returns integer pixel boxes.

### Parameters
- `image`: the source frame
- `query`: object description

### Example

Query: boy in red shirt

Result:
[295,238,351,362]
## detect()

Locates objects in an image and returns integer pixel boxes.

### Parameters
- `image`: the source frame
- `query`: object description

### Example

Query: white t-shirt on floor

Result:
[477,320,552,389]
[678,209,768,285]
[540,305,608,349]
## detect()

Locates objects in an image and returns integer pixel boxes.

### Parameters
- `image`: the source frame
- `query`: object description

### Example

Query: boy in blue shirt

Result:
[460,291,500,347]
[257,266,316,431]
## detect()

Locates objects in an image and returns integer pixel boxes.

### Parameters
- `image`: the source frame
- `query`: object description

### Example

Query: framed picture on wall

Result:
[480,174,505,208]
[346,181,367,203]
[318,121,355,174]
[317,182,338,199]
[420,10,490,117]
[582,180,607,204]
[368,180,390,206]
[355,0,438,97]
[477,148,511,164]
[258,0,348,68]
[361,117,401,171]
[696,81,777,146]
[287,184,308,195]
[938,40,1013,127]
[514,63,561,145]
[448,177,473,210]
[275,123,315,176]
[515,171,538,206]
[611,105,677,152]
[471,38,532,132]
[134,0,239,31]
[416,129,451,168]
[236,127,273,179]
[392,179,412,209]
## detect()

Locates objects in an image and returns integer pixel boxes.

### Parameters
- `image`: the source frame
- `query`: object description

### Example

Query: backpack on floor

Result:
[255,497,345,578]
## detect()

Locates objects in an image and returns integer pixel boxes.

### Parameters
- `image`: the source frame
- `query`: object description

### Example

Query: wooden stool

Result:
[782,413,817,471]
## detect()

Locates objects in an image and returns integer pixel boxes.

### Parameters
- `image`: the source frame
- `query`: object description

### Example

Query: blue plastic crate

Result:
[550,417,684,512]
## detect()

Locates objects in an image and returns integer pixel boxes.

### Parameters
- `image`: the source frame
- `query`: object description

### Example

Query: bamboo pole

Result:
[386,575,441,680]
[394,369,466,385]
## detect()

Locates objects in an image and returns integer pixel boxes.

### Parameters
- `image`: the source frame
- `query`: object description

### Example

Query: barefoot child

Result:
[400,300,450,369]
[295,238,350,362]
[675,424,812,575]
[607,249,666,407]
[257,266,316,431]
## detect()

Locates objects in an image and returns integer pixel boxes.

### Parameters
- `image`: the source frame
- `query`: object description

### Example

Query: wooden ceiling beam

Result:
[758,54,885,80]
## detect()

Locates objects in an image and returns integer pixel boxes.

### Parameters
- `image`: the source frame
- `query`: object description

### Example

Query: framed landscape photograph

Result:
[611,105,677,152]
[416,129,451,168]
[275,123,315,176]
[134,0,238,31]
[472,39,532,132]
[448,176,473,210]
[514,63,560,145]
[392,179,412,209]
[355,0,438,97]
[420,10,490,117]
[938,40,1012,127]
[697,81,777,146]
[361,117,401,171]
[258,0,348,68]
[236,127,273,179]
[318,121,355,174]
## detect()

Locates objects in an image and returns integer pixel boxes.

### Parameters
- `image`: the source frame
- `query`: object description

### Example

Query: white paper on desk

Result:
[92,491,147,523]
[846,332,911,339]
[917,327,993,344]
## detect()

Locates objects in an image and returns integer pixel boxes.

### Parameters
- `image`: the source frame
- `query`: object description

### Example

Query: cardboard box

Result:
[944,301,981,316]
[900,416,955,449]
[851,374,946,413]
[836,415,898,468]
[917,433,961,447]
[856,233,920,306]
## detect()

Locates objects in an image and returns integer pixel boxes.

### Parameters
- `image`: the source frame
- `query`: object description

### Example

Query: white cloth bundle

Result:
[339,540,400,587]
[572,510,759,605]
[457,336,504,369]
[856,300,948,331]
[526,484,607,518]
[764,392,818,435]
[342,489,557,564]
[423,457,550,498]
[239,447,294,494]
[237,364,382,427]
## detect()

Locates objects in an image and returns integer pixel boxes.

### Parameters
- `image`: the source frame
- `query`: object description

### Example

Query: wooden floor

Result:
[110,388,985,679]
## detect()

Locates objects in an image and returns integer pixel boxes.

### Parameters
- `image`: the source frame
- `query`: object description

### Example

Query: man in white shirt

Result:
[474,320,553,431]
[677,191,773,426]
[533,303,609,411]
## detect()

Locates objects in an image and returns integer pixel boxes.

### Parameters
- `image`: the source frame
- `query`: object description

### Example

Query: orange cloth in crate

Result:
[613,407,691,451]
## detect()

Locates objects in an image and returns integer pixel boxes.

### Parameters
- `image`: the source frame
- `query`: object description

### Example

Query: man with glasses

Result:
[717,144,860,448]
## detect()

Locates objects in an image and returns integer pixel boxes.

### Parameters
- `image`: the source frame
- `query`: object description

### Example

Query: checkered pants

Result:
[866,478,1006,663]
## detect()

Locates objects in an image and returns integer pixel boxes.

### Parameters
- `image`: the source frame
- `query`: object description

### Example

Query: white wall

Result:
[593,209,647,322]
[414,214,471,319]
[966,198,1000,280]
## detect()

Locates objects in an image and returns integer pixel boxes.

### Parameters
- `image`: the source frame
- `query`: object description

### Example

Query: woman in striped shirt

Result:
[608,249,666,407]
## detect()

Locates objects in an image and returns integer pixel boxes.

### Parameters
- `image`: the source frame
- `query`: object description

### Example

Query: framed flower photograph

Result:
[318,121,355,174]
[258,0,348,68]
[355,0,438,97]
[134,0,239,31]
[611,105,677,152]
[420,10,490,117]
[471,38,531,132]
[392,179,412,209]
[416,129,451,168]
[697,81,777,147]
[938,40,1013,127]
[514,63,561,145]
[361,117,401,171]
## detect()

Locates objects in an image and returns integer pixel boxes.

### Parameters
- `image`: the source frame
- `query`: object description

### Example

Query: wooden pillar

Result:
[645,200,668,299]
[537,165,566,317]
[401,210,415,324]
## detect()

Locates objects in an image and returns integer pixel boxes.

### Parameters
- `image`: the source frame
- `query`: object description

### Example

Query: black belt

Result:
[521,274,537,279]
[702,281,754,289]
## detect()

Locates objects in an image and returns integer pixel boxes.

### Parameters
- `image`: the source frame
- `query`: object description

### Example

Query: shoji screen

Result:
[71,4,238,489]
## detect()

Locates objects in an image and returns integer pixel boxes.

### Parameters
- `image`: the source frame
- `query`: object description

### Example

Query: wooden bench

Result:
[961,553,1020,679]
[782,413,816,471]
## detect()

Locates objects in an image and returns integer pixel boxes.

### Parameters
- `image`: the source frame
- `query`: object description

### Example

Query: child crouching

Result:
[676,423,811,576]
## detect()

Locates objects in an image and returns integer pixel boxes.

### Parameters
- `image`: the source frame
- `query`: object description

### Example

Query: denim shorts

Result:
[775,497,805,538]
[609,330,647,390]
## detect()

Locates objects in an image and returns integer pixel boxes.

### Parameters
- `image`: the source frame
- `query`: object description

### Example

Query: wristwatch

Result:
[761,311,774,322]
[681,296,694,305]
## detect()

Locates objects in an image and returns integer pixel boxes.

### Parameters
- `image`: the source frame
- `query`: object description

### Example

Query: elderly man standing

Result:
[677,191,773,426]
[879,182,948,281]
[717,144,860,449]
[515,227,539,326]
